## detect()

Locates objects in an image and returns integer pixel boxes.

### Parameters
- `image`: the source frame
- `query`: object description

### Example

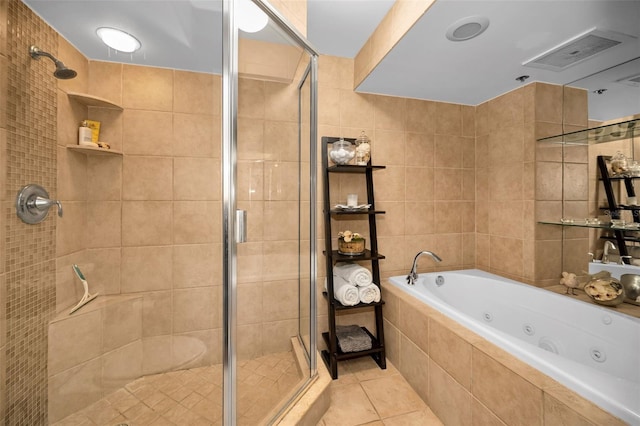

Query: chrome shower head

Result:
[29,45,77,80]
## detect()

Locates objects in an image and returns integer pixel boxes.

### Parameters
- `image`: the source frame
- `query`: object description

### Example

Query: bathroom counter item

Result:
[387,270,640,425]
[66,144,122,156]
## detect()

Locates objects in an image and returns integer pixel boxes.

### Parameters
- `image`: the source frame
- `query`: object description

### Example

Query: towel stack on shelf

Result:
[326,263,381,306]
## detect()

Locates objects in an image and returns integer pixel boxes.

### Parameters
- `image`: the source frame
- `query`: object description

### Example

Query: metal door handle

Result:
[236,209,247,243]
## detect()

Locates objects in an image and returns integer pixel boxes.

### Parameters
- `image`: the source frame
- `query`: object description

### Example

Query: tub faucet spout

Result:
[603,241,617,264]
[407,251,442,285]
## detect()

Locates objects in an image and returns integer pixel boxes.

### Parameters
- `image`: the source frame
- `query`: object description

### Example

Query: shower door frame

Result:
[221,1,319,424]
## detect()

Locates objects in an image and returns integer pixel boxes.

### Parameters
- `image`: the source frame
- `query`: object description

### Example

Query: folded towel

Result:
[325,276,360,306]
[334,263,372,287]
[358,284,381,304]
[336,325,372,352]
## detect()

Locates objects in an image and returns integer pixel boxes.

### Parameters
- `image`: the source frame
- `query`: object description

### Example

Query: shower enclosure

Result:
[0,0,317,424]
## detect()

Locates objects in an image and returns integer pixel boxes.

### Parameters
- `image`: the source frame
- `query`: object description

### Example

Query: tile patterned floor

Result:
[52,351,302,426]
[53,353,441,426]
[318,357,443,426]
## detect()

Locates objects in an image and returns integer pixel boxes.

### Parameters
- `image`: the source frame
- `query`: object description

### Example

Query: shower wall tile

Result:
[173,287,220,333]
[264,120,299,161]
[173,157,218,200]
[86,155,122,201]
[102,297,142,353]
[173,244,220,288]
[88,61,122,106]
[174,70,218,115]
[57,88,86,147]
[237,282,263,325]
[88,107,123,151]
[102,340,143,395]
[80,201,122,248]
[123,110,173,156]
[48,309,102,376]
[173,112,219,158]
[48,358,103,423]
[121,201,172,246]
[262,319,298,354]
[85,248,121,295]
[56,201,87,256]
[57,36,89,94]
[173,201,219,244]
[262,280,297,322]
[57,145,88,201]
[122,65,173,111]
[120,246,173,293]
[122,156,173,200]
[238,78,265,119]
[141,291,172,337]
[375,129,405,166]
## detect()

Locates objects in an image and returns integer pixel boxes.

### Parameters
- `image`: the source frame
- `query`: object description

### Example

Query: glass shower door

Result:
[222,0,317,423]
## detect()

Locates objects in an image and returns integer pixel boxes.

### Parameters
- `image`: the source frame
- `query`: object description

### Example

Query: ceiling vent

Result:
[616,73,640,88]
[523,28,633,71]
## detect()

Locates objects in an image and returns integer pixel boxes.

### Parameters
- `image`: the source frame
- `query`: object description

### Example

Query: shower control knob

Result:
[15,184,63,224]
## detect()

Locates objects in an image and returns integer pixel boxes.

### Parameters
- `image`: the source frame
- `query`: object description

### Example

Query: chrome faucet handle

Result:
[406,272,417,285]
[619,255,632,265]
[15,184,63,224]
[588,252,594,263]
[32,196,63,217]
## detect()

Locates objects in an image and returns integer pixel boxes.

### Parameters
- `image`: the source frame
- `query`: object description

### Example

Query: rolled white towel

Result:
[358,284,381,304]
[325,276,360,306]
[334,263,372,287]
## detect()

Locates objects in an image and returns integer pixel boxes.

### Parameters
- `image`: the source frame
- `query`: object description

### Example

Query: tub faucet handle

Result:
[406,250,442,285]
[588,252,594,263]
[619,255,632,265]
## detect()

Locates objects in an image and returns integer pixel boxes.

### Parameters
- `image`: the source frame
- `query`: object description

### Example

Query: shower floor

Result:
[53,350,303,426]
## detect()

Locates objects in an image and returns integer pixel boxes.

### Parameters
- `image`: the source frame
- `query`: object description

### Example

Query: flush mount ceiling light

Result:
[446,16,490,42]
[238,0,268,33]
[96,27,141,53]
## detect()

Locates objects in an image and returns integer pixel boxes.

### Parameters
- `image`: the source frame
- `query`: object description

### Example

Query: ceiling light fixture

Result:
[238,0,268,33]
[446,16,490,42]
[96,27,141,53]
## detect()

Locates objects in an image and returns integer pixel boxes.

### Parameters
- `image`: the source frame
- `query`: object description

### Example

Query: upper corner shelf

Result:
[537,118,638,145]
[67,92,123,110]
[66,144,122,156]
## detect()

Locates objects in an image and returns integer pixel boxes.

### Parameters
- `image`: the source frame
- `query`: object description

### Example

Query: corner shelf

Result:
[66,144,122,156]
[67,92,123,110]
[536,118,638,145]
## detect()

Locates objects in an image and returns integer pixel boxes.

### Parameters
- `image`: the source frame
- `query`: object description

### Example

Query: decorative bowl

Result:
[584,278,625,306]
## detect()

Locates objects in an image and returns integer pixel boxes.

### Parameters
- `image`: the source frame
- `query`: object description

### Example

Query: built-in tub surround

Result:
[384,270,634,425]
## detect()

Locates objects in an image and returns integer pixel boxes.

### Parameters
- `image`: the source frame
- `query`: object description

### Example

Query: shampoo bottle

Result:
[78,121,93,146]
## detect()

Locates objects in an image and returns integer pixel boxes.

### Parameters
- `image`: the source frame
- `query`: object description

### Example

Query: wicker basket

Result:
[338,237,365,255]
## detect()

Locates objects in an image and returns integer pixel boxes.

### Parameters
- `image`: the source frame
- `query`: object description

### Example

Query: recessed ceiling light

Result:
[446,16,490,42]
[96,27,141,53]
[238,0,268,33]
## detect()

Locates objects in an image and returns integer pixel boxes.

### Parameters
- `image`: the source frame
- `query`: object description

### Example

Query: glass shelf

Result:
[539,220,640,231]
[537,118,638,145]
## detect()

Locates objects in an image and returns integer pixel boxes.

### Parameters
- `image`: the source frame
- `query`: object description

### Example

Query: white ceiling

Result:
[22,0,640,120]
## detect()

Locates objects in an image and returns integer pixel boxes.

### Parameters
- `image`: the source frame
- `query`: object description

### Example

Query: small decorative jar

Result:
[329,139,355,165]
[337,230,365,255]
[610,151,629,175]
[355,131,371,166]
[584,278,625,306]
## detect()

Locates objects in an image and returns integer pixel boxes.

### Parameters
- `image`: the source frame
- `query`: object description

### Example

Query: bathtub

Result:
[387,269,640,424]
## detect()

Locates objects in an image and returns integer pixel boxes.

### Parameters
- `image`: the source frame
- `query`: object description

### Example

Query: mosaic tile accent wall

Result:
[3,1,57,424]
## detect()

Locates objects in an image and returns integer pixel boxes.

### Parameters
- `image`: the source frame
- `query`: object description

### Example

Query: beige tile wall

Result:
[317,55,476,346]
[382,282,627,425]
[475,82,588,286]
[2,1,58,423]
